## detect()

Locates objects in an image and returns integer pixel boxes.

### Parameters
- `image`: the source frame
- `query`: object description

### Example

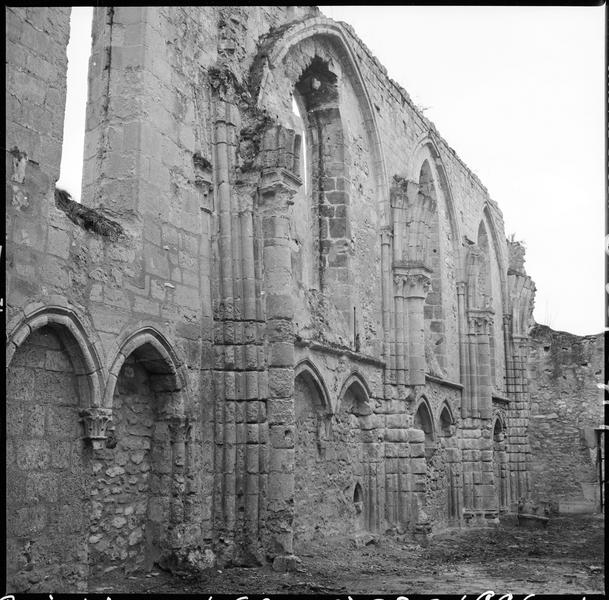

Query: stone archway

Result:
[292,361,334,548]
[338,374,376,533]
[90,329,189,577]
[493,416,510,512]
[6,310,103,592]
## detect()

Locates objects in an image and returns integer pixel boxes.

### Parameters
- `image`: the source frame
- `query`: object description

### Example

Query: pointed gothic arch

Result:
[6,302,105,408]
[104,326,189,413]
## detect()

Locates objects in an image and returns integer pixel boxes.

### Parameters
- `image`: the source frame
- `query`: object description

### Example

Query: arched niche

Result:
[294,359,333,417]
[413,397,436,458]
[293,359,340,547]
[352,480,365,531]
[439,403,456,438]
[5,304,104,591]
[338,371,372,417]
[492,413,510,512]
[6,305,105,409]
[92,327,189,576]
[104,327,189,411]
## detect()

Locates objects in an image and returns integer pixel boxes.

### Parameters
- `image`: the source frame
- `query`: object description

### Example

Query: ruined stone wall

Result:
[9,5,600,588]
[6,6,70,314]
[6,6,210,591]
[527,325,604,511]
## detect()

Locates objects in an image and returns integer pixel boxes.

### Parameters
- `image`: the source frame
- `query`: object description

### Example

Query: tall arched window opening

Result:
[289,89,317,290]
[292,56,353,331]
[419,160,446,375]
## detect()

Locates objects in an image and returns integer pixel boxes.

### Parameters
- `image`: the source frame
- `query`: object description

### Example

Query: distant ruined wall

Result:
[527,325,604,510]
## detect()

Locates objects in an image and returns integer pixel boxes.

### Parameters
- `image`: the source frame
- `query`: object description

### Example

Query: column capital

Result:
[168,415,190,443]
[80,407,113,450]
[393,273,407,297]
[258,168,301,201]
[380,226,393,245]
[467,308,494,334]
[397,267,432,299]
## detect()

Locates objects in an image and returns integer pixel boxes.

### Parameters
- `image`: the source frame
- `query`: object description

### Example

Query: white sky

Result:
[57,6,605,336]
[56,7,92,203]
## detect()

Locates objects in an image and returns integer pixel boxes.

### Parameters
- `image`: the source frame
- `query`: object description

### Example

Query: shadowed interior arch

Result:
[414,398,436,457]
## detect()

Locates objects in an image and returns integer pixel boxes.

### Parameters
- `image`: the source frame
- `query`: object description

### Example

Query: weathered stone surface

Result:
[5,6,601,589]
[272,554,303,572]
[527,325,603,510]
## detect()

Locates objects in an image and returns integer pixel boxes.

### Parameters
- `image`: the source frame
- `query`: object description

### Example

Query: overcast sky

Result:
[57,6,605,336]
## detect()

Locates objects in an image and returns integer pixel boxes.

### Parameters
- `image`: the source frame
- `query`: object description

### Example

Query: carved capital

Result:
[456,281,467,296]
[80,407,113,450]
[404,271,432,299]
[168,416,190,443]
[467,309,494,334]
[380,226,394,246]
[258,168,301,203]
[393,273,407,297]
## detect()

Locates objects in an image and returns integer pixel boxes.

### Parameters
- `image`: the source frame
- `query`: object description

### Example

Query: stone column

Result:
[456,281,469,418]
[462,309,495,520]
[404,269,432,386]
[380,226,394,373]
[168,416,188,545]
[258,138,300,560]
[393,274,407,390]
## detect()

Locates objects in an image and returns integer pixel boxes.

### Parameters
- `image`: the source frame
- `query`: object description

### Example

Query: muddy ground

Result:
[92,513,605,595]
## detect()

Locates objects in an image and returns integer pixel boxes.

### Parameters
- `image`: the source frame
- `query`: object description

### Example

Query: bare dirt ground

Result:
[92,513,605,596]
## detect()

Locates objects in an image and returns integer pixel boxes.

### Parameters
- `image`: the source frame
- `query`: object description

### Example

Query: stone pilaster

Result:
[461,308,495,518]
[467,309,494,420]
[393,273,407,390]
[403,269,432,387]
[168,417,188,527]
[456,281,469,417]
[380,226,394,374]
